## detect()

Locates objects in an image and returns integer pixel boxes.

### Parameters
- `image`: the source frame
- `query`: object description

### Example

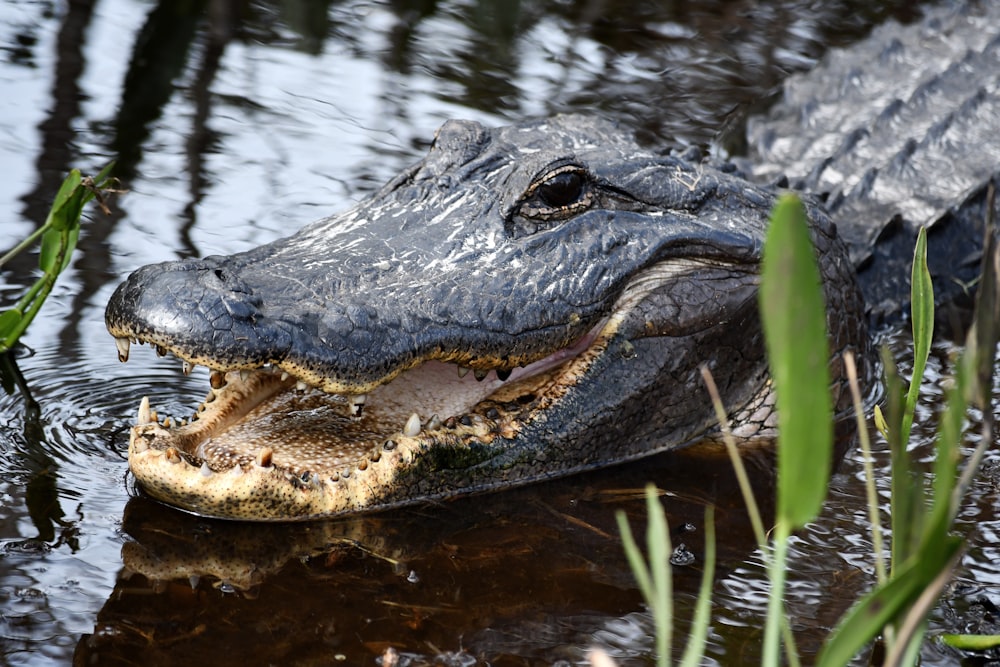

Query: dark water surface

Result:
[1,1,998,665]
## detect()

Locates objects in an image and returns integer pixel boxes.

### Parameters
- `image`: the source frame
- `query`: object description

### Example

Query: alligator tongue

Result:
[191,361,513,474]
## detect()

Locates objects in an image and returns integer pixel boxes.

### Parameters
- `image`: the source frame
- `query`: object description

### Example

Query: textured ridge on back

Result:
[747,1,1000,321]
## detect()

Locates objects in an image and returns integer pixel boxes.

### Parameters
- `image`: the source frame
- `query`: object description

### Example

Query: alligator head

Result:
[106,115,869,521]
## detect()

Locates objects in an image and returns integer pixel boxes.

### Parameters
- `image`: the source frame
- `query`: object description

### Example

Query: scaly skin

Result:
[107,115,872,520]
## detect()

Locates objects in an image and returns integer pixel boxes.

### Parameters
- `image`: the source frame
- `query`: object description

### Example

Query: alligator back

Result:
[746,1,1000,326]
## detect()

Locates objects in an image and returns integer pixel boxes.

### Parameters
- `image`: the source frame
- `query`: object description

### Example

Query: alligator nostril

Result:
[214,269,226,282]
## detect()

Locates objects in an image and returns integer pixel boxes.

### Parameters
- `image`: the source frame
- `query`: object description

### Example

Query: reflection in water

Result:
[75,449,775,665]
[1,0,997,665]
[0,353,67,547]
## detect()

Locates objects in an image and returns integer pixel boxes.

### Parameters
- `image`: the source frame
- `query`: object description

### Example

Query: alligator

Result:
[105,1,1000,521]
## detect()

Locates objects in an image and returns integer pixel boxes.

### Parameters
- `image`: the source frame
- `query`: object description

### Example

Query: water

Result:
[1,1,997,665]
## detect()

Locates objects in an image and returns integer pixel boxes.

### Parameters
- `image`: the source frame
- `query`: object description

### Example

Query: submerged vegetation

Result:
[614,193,1000,665]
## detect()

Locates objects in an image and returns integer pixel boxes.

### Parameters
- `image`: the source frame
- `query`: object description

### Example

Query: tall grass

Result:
[614,193,1000,666]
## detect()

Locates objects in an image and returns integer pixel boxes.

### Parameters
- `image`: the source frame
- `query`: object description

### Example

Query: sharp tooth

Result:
[200,462,213,477]
[473,369,488,381]
[132,437,148,453]
[165,447,181,464]
[230,465,244,477]
[348,394,367,417]
[403,413,421,437]
[256,447,273,467]
[296,381,308,391]
[137,396,151,425]
[210,370,227,389]
[457,366,470,379]
[426,414,441,431]
[155,345,167,357]
[115,337,130,363]
[182,361,194,376]
[280,372,290,381]
[240,369,251,382]
[496,368,512,381]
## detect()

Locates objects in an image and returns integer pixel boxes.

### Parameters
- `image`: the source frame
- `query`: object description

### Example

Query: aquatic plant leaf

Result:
[818,535,963,667]
[616,484,674,667]
[759,193,832,529]
[964,203,1000,408]
[873,404,889,440]
[59,226,80,274]
[39,228,64,274]
[0,166,114,353]
[901,226,932,445]
[0,310,22,340]
[645,484,672,667]
[882,347,924,571]
[679,506,715,667]
[45,169,82,231]
[616,510,654,614]
[940,634,1000,650]
[927,369,966,534]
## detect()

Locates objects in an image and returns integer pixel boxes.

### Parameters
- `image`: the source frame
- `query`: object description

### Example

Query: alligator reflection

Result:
[75,445,783,665]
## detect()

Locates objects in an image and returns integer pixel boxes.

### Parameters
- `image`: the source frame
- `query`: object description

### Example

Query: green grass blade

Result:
[845,351,888,585]
[901,227,933,444]
[762,523,792,666]
[616,485,675,667]
[59,226,81,273]
[759,193,833,529]
[679,506,716,667]
[941,634,1000,651]
[964,198,999,409]
[39,228,65,273]
[0,166,114,353]
[645,485,672,667]
[927,371,966,533]
[818,535,963,667]
[882,348,923,572]
[0,311,23,342]
[44,169,82,230]
[616,510,655,608]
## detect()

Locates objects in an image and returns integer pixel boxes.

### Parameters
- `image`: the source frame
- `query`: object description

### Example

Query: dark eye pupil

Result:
[537,171,584,208]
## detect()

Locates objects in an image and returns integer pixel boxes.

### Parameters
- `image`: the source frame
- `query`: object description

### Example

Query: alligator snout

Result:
[106,115,871,520]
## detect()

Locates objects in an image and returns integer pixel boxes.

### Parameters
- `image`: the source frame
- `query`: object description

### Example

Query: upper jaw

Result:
[113,253,760,521]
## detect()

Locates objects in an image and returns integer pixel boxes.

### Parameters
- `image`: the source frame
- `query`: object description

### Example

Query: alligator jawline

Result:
[120,257,746,519]
[125,317,613,518]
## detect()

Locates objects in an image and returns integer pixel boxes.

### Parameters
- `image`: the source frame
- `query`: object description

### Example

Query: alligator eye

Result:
[517,165,593,222]
[537,171,585,208]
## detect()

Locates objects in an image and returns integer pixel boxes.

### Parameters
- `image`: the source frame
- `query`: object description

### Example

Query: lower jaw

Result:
[125,359,575,519]
[125,319,620,520]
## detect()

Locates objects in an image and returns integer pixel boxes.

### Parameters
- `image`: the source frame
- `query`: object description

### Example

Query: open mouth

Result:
[109,232,767,522]
[117,315,618,520]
